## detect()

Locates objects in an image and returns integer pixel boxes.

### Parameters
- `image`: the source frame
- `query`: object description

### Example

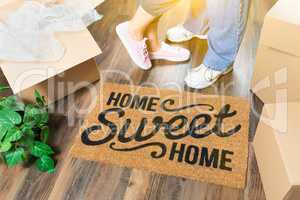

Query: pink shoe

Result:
[149,42,191,62]
[116,21,152,70]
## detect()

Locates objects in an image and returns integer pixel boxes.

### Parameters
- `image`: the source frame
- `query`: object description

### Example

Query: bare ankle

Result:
[128,22,144,41]
[147,41,161,52]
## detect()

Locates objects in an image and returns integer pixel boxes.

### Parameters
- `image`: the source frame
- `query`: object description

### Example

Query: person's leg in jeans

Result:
[203,0,249,71]
[116,0,190,70]
[185,0,249,89]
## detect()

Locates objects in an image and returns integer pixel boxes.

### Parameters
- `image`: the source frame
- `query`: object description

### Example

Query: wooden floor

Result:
[0,0,277,199]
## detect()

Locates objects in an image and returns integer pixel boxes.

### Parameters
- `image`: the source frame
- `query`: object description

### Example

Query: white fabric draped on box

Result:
[0,0,104,62]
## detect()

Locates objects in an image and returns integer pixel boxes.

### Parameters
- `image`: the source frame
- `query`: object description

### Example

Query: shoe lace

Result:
[204,67,214,82]
[191,65,214,81]
[142,39,149,63]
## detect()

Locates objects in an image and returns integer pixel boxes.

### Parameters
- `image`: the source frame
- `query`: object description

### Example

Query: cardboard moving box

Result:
[0,0,102,103]
[254,102,300,200]
[251,0,300,103]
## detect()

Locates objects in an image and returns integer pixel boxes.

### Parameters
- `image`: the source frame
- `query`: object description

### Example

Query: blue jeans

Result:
[184,0,249,71]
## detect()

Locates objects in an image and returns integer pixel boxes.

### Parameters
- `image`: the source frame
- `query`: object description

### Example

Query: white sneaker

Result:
[184,64,233,89]
[150,42,190,62]
[167,24,208,43]
[116,21,152,70]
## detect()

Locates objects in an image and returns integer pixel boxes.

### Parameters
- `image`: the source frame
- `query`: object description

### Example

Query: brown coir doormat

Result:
[71,83,249,188]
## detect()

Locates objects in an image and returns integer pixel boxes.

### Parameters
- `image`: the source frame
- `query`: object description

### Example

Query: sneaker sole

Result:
[185,66,233,89]
[168,34,208,43]
[150,55,190,62]
[116,23,152,70]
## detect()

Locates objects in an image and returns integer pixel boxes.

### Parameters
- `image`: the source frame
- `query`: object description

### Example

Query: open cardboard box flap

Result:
[260,0,300,57]
[254,103,300,199]
[0,0,101,94]
[0,0,102,103]
[263,103,300,185]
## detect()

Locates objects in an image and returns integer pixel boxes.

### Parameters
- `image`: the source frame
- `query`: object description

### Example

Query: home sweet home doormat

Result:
[71,83,249,188]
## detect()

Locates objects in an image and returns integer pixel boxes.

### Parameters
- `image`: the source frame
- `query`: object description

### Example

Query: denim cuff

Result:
[203,49,233,71]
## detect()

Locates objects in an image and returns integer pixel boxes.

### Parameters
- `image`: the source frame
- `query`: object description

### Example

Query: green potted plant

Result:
[0,85,56,173]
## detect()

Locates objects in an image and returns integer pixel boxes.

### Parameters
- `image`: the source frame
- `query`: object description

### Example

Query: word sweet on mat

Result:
[71,83,249,189]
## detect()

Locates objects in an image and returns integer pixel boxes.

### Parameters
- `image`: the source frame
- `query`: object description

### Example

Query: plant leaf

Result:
[0,141,12,152]
[0,96,25,111]
[0,85,9,93]
[19,134,35,149]
[0,124,10,141]
[35,155,55,173]
[0,108,22,127]
[3,127,22,143]
[34,90,46,107]
[24,105,48,127]
[41,126,49,143]
[30,141,54,157]
[21,124,34,137]
[4,148,25,167]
